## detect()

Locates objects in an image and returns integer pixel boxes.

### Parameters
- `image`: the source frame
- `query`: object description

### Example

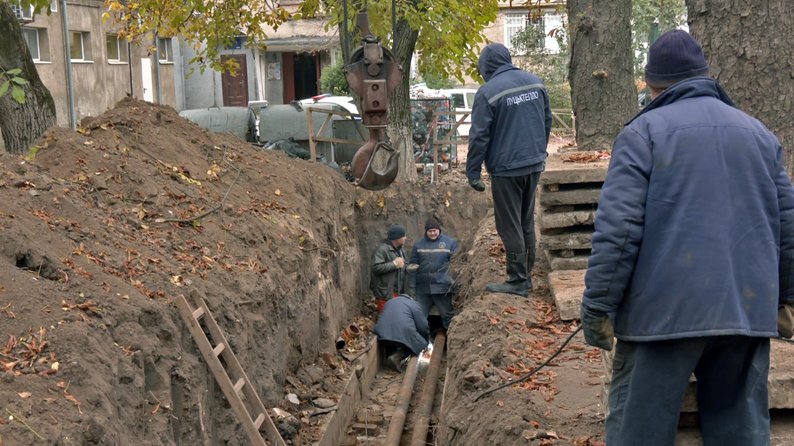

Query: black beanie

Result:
[424,217,441,232]
[644,30,709,88]
[387,225,406,240]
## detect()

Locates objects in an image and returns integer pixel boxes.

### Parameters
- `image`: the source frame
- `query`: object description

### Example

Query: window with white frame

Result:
[10,1,35,20]
[504,12,545,52]
[49,0,57,12]
[157,37,173,63]
[106,34,128,63]
[22,27,50,62]
[69,31,91,61]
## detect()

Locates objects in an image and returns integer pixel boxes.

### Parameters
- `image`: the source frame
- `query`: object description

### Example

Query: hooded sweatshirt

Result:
[466,43,552,180]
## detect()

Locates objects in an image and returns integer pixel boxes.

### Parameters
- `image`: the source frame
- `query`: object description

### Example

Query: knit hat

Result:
[424,217,441,232]
[387,225,406,240]
[644,30,709,88]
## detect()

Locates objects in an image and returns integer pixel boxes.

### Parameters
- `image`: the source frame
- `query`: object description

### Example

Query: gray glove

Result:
[469,178,485,192]
[779,304,794,339]
[580,305,614,351]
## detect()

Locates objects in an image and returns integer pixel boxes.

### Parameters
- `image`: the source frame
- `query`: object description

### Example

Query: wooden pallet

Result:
[176,290,286,446]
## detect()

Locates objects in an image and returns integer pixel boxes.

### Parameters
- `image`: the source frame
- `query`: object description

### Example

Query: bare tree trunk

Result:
[686,0,794,173]
[0,2,57,154]
[388,18,419,183]
[567,0,636,152]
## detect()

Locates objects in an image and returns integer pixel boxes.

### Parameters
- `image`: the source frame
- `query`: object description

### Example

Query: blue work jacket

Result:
[409,233,459,295]
[466,43,552,180]
[583,77,794,341]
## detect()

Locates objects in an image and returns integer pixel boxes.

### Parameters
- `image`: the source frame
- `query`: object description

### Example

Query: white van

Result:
[439,88,478,137]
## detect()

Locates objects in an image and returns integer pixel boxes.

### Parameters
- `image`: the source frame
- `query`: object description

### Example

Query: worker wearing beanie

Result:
[407,217,459,329]
[581,29,794,445]
[370,224,407,313]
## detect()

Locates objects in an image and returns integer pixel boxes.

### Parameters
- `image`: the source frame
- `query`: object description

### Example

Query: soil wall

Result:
[0,99,490,445]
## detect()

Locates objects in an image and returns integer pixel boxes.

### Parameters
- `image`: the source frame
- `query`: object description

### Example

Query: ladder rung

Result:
[212,343,225,357]
[253,413,266,430]
[233,377,245,394]
[192,307,205,320]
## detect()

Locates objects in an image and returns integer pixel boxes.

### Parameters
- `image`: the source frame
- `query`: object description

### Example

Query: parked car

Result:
[437,88,477,137]
[298,94,359,116]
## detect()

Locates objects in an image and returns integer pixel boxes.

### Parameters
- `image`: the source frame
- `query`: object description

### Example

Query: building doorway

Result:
[221,54,249,107]
[281,52,319,103]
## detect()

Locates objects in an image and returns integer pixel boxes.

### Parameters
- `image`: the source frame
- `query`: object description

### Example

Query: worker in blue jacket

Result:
[408,217,459,329]
[466,43,552,297]
[581,30,794,446]
[374,295,429,372]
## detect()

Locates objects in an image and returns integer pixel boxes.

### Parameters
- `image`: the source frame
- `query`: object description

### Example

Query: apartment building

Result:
[14,0,177,126]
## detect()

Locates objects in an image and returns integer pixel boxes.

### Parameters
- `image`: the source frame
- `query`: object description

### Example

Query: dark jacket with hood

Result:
[374,295,429,355]
[370,240,406,299]
[583,77,794,341]
[466,43,552,180]
[409,232,459,295]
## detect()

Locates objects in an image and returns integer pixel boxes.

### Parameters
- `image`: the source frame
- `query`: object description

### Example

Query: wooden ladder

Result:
[176,290,286,446]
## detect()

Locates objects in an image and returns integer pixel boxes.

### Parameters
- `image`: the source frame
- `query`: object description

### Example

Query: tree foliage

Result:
[632,0,686,80]
[319,60,349,95]
[104,0,292,72]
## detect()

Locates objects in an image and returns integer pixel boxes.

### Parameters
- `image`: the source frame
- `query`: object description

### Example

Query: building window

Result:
[106,34,128,63]
[157,37,173,63]
[504,12,545,52]
[10,1,34,20]
[49,0,57,12]
[22,27,50,62]
[69,31,91,61]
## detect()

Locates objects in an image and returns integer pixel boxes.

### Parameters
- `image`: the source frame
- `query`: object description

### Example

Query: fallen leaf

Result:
[274,189,282,196]
[17,391,31,399]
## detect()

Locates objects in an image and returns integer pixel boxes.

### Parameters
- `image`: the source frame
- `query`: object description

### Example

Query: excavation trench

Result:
[0,100,605,446]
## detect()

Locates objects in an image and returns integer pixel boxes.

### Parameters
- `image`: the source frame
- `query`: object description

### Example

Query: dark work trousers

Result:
[491,172,541,262]
[415,292,455,329]
[607,336,770,446]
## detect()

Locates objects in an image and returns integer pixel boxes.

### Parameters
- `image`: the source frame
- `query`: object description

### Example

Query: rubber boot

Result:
[486,251,529,297]
[526,249,535,290]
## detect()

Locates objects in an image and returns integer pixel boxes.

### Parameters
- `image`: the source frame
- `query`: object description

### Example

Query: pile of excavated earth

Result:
[0,98,611,445]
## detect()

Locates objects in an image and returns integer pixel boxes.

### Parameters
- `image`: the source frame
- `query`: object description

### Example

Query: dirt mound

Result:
[0,98,491,445]
[0,98,364,444]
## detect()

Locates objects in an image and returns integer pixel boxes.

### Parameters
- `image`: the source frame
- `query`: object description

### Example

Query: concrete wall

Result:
[21,0,177,126]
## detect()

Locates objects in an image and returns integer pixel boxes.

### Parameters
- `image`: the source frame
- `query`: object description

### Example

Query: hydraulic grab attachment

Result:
[344,11,403,190]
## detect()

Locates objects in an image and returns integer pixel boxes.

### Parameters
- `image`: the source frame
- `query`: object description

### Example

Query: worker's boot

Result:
[386,352,404,372]
[525,249,535,290]
[486,251,529,297]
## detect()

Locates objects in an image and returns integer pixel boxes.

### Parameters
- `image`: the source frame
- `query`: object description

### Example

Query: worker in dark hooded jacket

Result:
[370,224,407,313]
[581,30,794,445]
[408,217,459,329]
[466,43,552,297]
[374,295,429,372]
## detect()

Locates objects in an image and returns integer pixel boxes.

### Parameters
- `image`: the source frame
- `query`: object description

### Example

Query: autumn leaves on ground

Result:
[0,99,604,445]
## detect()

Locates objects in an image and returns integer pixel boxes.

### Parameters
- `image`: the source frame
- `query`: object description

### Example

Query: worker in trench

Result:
[369,224,408,313]
[373,295,429,372]
[581,30,794,445]
[407,216,459,330]
[465,43,553,297]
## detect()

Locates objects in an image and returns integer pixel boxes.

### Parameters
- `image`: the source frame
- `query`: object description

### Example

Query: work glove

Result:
[779,304,794,339]
[468,178,486,192]
[392,257,405,269]
[406,263,419,272]
[580,305,614,351]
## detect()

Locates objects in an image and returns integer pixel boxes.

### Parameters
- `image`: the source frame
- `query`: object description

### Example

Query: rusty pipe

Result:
[409,331,446,446]
[384,355,420,446]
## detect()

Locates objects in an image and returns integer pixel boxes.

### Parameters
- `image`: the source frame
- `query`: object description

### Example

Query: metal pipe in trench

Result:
[409,331,446,446]
[384,355,420,446]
